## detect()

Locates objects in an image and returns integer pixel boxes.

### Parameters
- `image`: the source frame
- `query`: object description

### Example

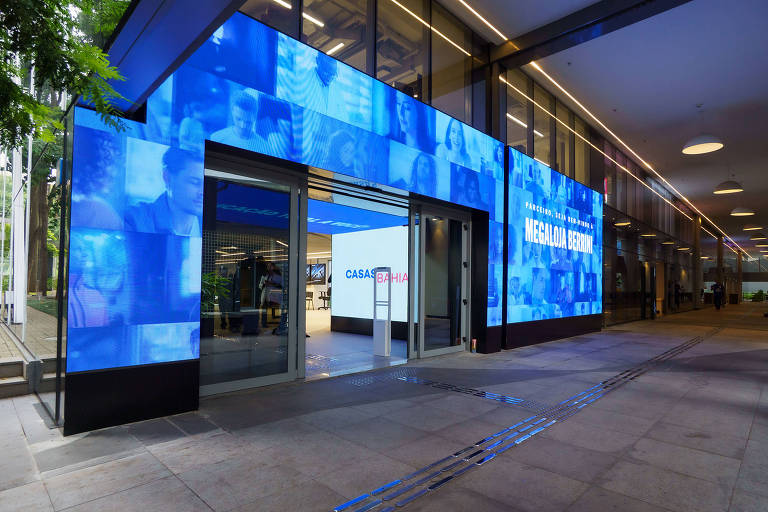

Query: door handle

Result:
[462,299,468,305]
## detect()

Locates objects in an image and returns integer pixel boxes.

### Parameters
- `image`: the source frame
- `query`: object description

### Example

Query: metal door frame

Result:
[199,160,302,396]
[416,204,471,358]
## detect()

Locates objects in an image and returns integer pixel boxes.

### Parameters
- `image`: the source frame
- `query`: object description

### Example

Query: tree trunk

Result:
[27,180,49,295]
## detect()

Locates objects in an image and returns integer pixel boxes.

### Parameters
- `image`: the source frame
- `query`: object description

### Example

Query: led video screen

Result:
[68,13,506,372]
[307,263,326,285]
[507,148,603,323]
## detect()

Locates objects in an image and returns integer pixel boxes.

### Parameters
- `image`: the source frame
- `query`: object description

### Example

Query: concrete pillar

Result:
[693,216,702,309]
[737,252,743,304]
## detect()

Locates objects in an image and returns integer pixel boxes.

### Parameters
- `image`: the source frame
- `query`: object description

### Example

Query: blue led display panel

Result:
[68,13,506,372]
[507,148,603,323]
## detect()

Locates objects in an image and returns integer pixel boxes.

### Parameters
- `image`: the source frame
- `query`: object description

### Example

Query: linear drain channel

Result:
[332,330,716,512]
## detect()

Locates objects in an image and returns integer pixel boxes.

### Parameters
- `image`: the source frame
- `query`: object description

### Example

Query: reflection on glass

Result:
[240,0,298,37]
[424,216,463,350]
[533,84,552,167]
[505,69,529,155]
[430,2,472,123]
[377,0,426,99]
[200,176,290,385]
[574,117,589,186]
[556,101,572,177]
[302,0,368,72]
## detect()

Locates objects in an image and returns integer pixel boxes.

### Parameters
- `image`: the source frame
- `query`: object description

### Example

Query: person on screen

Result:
[325,130,358,176]
[71,131,123,230]
[482,143,504,180]
[178,101,205,153]
[125,148,203,236]
[257,95,293,160]
[531,267,549,306]
[304,52,343,116]
[392,94,432,153]
[210,89,271,154]
[393,153,437,196]
[509,276,529,306]
[455,172,487,210]
[551,246,573,271]
[437,119,473,168]
[525,164,545,201]
[530,242,546,268]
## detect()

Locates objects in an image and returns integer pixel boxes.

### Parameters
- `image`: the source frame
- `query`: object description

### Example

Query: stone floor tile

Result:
[44,452,171,510]
[228,479,345,512]
[0,481,53,512]
[628,438,741,488]
[424,393,502,416]
[542,418,640,455]
[433,417,511,446]
[178,455,311,511]
[565,486,670,512]
[296,405,377,431]
[565,405,658,437]
[407,486,521,512]
[598,460,731,512]
[146,432,255,474]
[61,475,211,512]
[0,440,39,492]
[385,404,472,432]
[661,401,755,440]
[333,417,429,451]
[167,412,218,436]
[644,421,747,459]
[318,455,415,499]
[475,405,538,428]
[729,489,768,512]
[124,419,186,446]
[382,434,467,469]
[33,427,142,473]
[505,435,619,484]
[349,398,416,417]
[459,457,589,512]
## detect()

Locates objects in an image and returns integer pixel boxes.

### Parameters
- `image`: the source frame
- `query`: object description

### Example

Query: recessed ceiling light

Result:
[677,247,691,251]
[682,134,724,155]
[756,243,768,248]
[661,239,675,245]
[640,233,656,238]
[614,219,631,227]
[730,207,755,217]
[749,233,767,241]
[743,224,763,231]
[713,180,743,194]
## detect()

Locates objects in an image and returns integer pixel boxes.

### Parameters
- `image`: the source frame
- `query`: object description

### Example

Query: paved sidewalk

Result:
[0,303,766,512]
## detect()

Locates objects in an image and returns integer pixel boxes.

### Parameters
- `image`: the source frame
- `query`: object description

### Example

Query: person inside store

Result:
[125,147,203,237]
[260,262,283,328]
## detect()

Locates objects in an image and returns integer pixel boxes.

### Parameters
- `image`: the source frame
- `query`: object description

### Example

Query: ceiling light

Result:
[713,180,743,194]
[640,233,656,238]
[682,134,724,155]
[749,233,767,241]
[614,219,631,227]
[661,238,675,245]
[272,0,291,8]
[700,256,710,259]
[302,12,325,27]
[756,243,768,248]
[730,207,755,217]
[326,42,344,55]
[677,247,690,251]
[743,224,763,231]
[505,113,544,137]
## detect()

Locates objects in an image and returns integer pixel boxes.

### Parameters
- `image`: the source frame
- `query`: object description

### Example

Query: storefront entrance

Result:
[199,151,473,394]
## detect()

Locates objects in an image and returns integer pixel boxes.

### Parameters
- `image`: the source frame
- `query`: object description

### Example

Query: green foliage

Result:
[753,290,765,302]
[0,0,130,149]
[201,272,231,313]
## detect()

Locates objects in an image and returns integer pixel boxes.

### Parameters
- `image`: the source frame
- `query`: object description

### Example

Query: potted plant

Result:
[200,271,231,338]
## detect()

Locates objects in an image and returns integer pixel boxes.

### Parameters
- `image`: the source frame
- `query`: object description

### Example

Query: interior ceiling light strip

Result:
[455,0,508,41]
[388,0,470,56]
[272,0,292,9]
[506,113,543,137]
[527,61,751,259]
[500,76,692,222]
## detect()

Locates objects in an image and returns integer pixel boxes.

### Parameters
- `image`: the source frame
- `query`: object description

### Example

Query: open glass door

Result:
[418,207,469,357]
[199,166,300,395]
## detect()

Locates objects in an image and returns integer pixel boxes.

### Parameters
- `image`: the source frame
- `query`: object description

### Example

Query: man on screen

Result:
[211,89,271,154]
[125,148,203,236]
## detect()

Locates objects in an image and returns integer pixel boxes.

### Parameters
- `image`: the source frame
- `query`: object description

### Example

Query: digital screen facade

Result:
[507,148,603,323]
[68,13,506,372]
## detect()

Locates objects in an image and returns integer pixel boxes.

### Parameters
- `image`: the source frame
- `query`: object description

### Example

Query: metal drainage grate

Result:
[331,331,712,512]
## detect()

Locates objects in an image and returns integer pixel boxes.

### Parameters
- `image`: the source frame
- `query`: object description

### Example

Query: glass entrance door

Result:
[199,168,299,395]
[418,208,469,356]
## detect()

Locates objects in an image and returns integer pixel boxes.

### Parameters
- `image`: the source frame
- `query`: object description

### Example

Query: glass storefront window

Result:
[505,69,529,155]
[533,84,552,167]
[377,0,427,99]
[302,0,368,72]
[555,100,572,176]
[615,151,626,213]
[240,0,298,37]
[574,117,589,186]
[604,141,615,207]
[430,1,472,124]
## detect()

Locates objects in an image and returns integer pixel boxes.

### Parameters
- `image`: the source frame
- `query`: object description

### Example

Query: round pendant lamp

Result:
[682,134,724,154]
[730,207,755,217]
[713,180,743,194]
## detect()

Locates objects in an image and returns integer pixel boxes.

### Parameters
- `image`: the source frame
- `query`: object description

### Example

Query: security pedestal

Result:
[373,267,392,357]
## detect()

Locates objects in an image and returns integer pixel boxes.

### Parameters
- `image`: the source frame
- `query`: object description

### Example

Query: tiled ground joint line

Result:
[332,329,719,512]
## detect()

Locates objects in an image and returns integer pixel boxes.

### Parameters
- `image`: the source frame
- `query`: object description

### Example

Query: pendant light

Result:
[730,207,755,217]
[682,134,723,155]
[713,180,743,194]
[743,224,763,231]
[749,233,767,241]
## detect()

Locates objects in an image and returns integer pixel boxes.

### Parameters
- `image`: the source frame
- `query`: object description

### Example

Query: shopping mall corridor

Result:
[1,303,767,512]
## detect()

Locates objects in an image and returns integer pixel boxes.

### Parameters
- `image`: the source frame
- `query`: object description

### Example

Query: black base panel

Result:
[64,360,199,435]
[504,314,602,349]
[483,325,503,354]
[331,316,408,340]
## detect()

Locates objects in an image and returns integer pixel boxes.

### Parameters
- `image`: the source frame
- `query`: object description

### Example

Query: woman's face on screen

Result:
[397,96,415,135]
[449,122,463,151]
